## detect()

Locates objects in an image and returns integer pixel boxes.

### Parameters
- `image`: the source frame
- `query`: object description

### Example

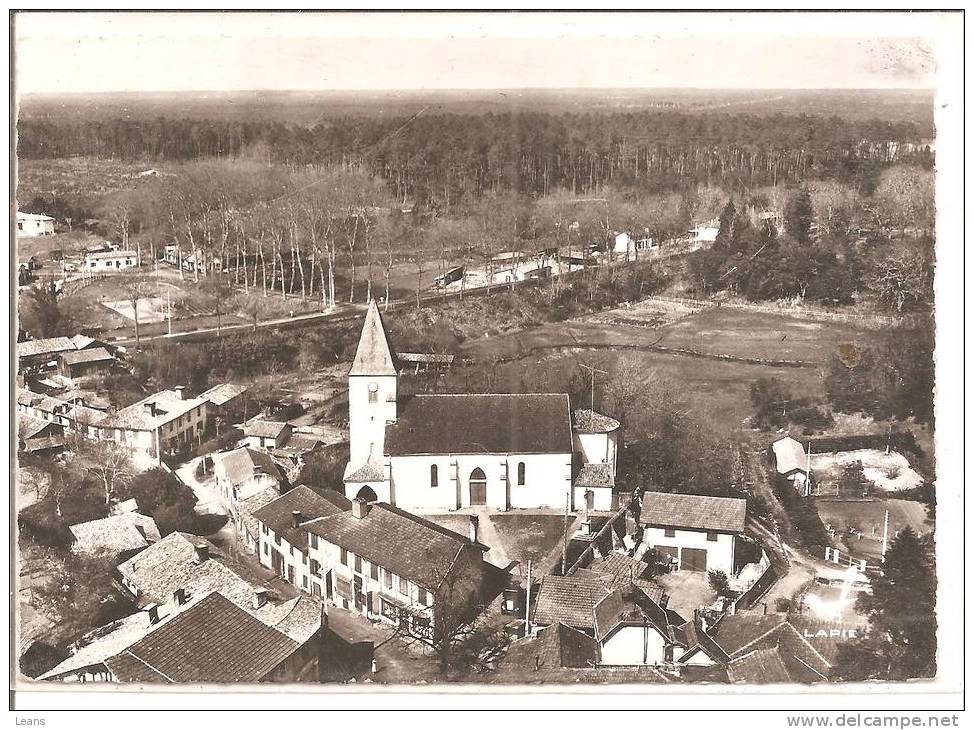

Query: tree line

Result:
[17,110,933,204]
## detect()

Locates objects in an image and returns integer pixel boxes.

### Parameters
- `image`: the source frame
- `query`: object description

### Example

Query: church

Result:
[342,301,622,513]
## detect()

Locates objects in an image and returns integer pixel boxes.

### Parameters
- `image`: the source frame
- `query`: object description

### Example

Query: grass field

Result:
[816,498,929,541]
[456,305,883,435]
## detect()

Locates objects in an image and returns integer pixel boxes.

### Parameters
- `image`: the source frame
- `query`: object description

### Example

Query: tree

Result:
[200,273,238,336]
[784,187,814,243]
[118,467,201,536]
[749,377,791,430]
[19,282,74,339]
[868,245,932,313]
[708,569,735,601]
[835,527,936,680]
[82,440,134,506]
[121,275,153,345]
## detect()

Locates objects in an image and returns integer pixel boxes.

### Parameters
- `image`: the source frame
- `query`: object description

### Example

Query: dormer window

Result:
[368,382,378,403]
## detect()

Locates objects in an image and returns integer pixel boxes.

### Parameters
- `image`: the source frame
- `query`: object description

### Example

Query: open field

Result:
[815,498,930,547]
[810,449,925,493]
[17,156,179,202]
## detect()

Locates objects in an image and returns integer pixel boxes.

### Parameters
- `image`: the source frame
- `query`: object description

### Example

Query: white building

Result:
[17,211,55,237]
[85,250,139,271]
[638,491,747,575]
[302,497,498,637]
[95,387,210,468]
[342,300,620,512]
[689,220,720,245]
[772,436,811,494]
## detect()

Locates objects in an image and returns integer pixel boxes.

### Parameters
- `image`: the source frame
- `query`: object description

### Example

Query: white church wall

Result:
[348,374,397,467]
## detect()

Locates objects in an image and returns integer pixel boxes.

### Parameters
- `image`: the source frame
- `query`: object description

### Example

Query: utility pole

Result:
[524,559,532,638]
[167,289,173,336]
[579,363,608,411]
[881,509,890,558]
[561,492,571,576]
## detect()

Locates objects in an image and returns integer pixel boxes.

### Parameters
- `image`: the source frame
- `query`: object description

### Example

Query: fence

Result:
[733,559,783,613]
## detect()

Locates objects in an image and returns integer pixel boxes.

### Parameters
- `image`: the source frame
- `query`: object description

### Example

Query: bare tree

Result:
[83,440,134,506]
[121,275,152,346]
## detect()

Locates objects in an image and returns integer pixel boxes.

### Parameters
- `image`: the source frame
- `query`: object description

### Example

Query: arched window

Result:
[368,382,378,403]
[430,464,438,488]
[517,461,526,486]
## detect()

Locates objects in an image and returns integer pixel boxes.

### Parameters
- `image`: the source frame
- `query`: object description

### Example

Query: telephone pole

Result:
[579,363,608,411]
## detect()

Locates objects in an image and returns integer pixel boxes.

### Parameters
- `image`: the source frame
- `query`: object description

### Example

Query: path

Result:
[174,457,234,544]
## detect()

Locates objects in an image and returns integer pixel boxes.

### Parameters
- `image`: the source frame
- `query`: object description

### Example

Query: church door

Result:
[469,468,487,505]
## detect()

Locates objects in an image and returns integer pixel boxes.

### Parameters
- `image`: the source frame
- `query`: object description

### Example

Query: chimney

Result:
[351,498,370,520]
[253,588,268,610]
[291,510,302,528]
[192,542,209,564]
[174,386,186,400]
[469,515,480,544]
[173,587,187,606]
[145,603,161,624]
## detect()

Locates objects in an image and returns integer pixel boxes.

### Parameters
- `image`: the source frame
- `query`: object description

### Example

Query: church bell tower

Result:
[347,299,398,469]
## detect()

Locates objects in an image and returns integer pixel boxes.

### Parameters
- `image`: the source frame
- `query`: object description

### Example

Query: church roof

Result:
[385,393,573,456]
[349,300,397,377]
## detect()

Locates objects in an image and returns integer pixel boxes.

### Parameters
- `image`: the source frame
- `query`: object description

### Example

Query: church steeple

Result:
[347,299,399,471]
[349,299,397,376]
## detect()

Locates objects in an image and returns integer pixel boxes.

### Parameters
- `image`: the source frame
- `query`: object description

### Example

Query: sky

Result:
[14,11,942,95]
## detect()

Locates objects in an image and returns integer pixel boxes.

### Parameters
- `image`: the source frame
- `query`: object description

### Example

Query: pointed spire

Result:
[349,299,397,376]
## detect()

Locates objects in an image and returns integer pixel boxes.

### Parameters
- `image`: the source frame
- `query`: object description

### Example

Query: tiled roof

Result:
[772,437,808,475]
[592,585,672,642]
[252,486,349,551]
[503,622,599,671]
[17,389,44,407]
[59,347,114,366]
[115,532,321,644]
[244,420,290,439]
[303,502,486,591]
[386,393,573,456]
[344,459,388,483]
[349,299,398,376]
[574,463,614,488]
[69,513,161,557]
[107,593,299,684]
[532,573,612,630]
[235,486,280,541]
[18,413,58,440]
[709,613,790,656]
[22,435,66,453]
[39,612,157,680]
[99,389,207,431]
[572,409,620,434]
[86,250,137,260]
[199,382,247,406]
[213,447,284,489]
[727,647,794,684]
[18,337,76,359]
[639,491,747,533]
[587,552,652,582]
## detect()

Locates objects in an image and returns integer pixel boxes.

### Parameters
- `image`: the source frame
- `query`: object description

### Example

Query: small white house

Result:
[612,232,656,258]
[17,212,55,237]
[638,491,747,576]
[85,250,139,271]
[772,436,811,494]
[689,220,720,244]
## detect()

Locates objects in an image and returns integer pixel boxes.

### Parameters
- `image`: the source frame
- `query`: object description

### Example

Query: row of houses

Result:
[39,531,324,683]
[17,382,248,469]
[17,333,121,374]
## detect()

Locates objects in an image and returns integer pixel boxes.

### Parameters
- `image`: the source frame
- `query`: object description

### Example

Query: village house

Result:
[212,446,287,550]
[96,387,210,467]
[39,590,323,684]
[68,512,161,561]
[342,300,620,512]
[17,412,66,455]
[253,486,350,593]
[301,497,504,637]
[57,347,116,379]
[243,419,294,450]
[199,382,248,427]
[114,531,323,682]
[688,219,720,245]
[709,613,833,683]
[772,436,811,494]
[638,491,748,575]
[84,249,139,272]
[18,336,78,372]
[17,211,55,236]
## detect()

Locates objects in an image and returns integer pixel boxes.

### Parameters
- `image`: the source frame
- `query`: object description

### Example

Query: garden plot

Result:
[102,296,169,323]
[809,449,924,493]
